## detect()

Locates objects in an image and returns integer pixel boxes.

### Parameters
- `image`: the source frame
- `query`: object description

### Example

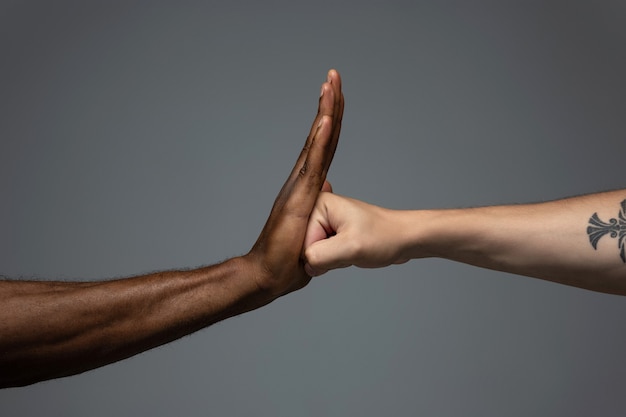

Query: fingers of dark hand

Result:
[324,69,344,177]
[272,70,342,217]
[286,116,333,215]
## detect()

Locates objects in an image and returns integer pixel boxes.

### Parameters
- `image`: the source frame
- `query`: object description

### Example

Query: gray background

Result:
[1,1,626,416]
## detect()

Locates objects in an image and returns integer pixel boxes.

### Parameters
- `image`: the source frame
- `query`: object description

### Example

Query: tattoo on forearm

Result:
[587,199,626,263]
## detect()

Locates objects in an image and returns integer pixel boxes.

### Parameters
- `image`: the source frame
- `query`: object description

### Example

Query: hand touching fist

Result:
[303,192,413,276]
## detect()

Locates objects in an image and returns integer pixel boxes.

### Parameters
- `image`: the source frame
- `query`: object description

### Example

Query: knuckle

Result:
[304,246,318,266]
[298,160,308,178]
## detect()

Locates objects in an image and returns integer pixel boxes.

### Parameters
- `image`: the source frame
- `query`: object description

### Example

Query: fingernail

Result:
[317,119,323,129]
[320,85,324,97]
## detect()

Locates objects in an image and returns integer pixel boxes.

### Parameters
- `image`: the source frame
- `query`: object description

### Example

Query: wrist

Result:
[235,253,289,304]
[197,256,279,315]
[395,209,456,261]
[401,208,494,263]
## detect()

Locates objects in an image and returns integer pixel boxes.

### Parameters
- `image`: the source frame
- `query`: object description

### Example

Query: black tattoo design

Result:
[587,199,626,263]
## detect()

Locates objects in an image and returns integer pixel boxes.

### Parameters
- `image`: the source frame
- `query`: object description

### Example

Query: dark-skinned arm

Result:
[0,69,344,388]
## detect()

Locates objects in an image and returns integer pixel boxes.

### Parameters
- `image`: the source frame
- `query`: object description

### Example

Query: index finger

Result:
[282,73,342,216]
[272,70,341,215]
[323,69,344,179]
[288,74,339,188]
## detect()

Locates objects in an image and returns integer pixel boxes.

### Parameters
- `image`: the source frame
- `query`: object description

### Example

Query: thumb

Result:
[304,233,355,276]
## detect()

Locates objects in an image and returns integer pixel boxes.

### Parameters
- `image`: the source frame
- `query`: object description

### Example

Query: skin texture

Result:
[303,189,626,295]
[0,69,344,388]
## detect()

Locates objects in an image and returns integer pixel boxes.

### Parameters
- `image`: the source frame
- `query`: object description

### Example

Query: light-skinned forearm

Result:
[398,190,626,294]
[304,189,626,294]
